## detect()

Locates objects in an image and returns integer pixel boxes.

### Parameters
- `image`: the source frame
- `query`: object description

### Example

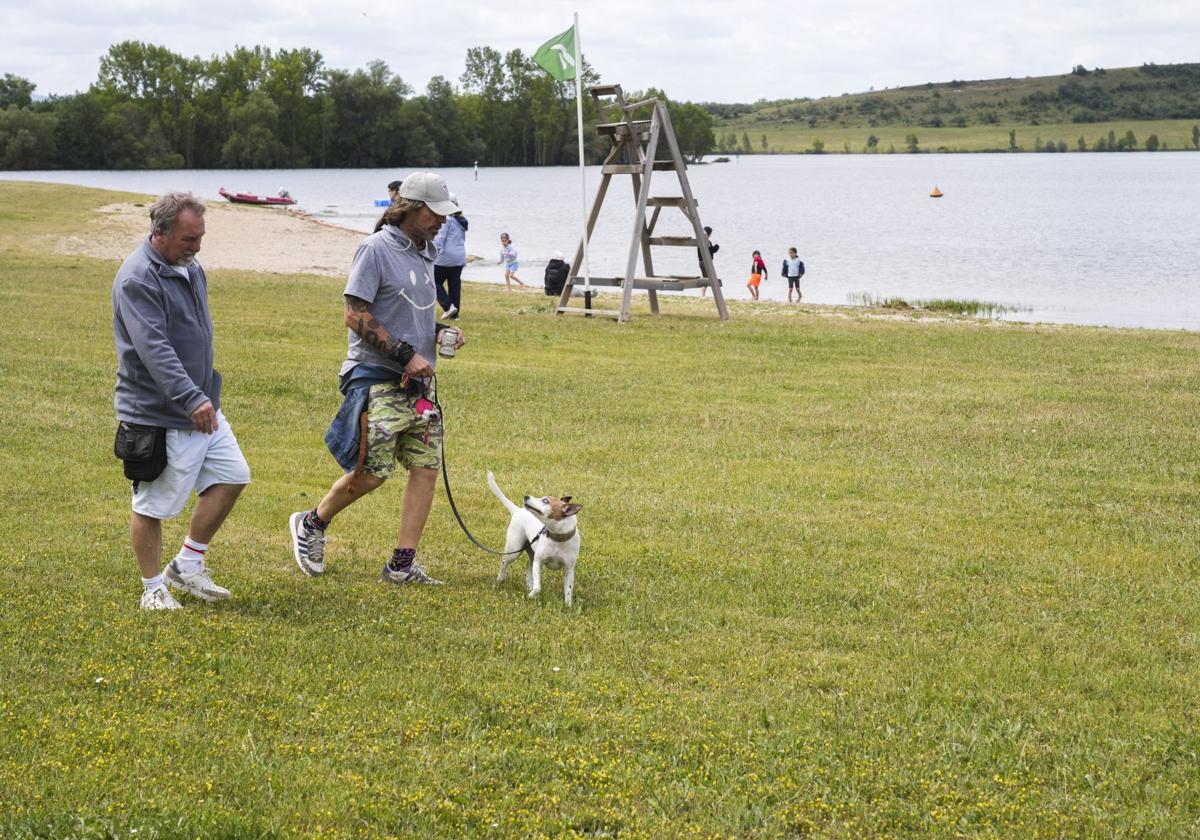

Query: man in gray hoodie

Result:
[113,192,251,611]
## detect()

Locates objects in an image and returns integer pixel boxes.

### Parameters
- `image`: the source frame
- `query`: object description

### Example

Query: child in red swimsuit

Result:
[747,250,767,300]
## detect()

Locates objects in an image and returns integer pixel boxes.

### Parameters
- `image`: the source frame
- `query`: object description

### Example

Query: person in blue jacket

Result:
[432,194,466,318]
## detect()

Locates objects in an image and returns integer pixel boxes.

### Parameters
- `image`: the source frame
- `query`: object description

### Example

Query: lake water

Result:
[5,154,1199,329]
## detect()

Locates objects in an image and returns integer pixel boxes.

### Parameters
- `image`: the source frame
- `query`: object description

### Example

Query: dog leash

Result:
[428,373,539,557]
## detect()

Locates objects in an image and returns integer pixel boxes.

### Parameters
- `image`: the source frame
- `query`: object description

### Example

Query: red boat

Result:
[218,187,296,206]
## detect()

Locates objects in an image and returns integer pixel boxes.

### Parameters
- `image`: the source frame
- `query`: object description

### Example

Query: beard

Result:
[174,253,196,267]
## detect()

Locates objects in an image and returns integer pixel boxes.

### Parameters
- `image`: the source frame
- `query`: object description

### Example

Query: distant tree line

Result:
[722,63,1200,135]
[0,42,717,170]
[792,124,1200,155]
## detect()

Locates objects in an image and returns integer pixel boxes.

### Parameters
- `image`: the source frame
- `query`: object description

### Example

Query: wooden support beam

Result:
[634,277,713,291]
[646,197,693,207]
[646,206,662,236]
[558,307,623,318]
[597,163,677,177]
[648,236,697,247]
[595,120,652,136]
[602,163,647,175]
[557,276,717,291]
[620,112,661,322]
[561,276,623,287]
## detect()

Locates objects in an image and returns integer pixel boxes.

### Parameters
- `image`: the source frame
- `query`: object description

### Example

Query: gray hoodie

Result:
[112,237,221,428]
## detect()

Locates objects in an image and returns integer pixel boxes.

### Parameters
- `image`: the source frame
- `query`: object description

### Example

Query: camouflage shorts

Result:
[362,381,443,478]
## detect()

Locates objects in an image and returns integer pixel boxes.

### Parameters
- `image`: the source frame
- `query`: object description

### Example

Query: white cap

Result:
[398,172,459,215]
[553,250,564,260]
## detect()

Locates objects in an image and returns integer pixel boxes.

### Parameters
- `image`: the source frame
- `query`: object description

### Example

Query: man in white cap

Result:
[289,172,465,585]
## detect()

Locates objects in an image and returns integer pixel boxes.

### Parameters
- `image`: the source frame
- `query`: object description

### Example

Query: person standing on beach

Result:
[288,173,465,586]
[747,250,767,301]
[374,180,404,233]
[499,233,524,289]
[699,226,720,297]
[112,192,251,610]
[782,247,806,302]
[432,194,466,319]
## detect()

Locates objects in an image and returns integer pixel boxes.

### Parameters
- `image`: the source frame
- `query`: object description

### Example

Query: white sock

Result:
[142,574,164,592]
[173,537,208,574]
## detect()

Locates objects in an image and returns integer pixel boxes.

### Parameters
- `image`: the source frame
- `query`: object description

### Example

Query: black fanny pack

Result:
[114,421,168,482]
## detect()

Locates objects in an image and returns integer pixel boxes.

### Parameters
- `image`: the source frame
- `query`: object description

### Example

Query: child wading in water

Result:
[499,233,524,289]
[782,247,805,302]
[747,250,767,300]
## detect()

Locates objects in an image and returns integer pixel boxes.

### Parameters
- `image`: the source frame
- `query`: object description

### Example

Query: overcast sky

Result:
[3,0,1197,103]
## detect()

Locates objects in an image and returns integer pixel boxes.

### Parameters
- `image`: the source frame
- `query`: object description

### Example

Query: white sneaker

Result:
[444,304,458,318]
[140,585,182,611]
[165,560,231,601]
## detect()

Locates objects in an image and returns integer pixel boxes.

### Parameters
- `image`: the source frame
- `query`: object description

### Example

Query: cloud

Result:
[2,0,1199,102]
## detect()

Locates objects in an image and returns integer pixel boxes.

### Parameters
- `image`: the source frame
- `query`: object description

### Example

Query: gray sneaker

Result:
[290,511,325,576]
[165,560,231,601]
[380,561,443,585]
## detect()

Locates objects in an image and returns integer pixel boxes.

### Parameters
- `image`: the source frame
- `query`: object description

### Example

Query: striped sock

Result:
[303,509,330,532]
[173,537,208,574]
[388,547,416,572]
[142,574,164,592]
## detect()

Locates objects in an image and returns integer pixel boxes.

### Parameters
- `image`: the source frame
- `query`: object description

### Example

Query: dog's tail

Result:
[486,470,521,516]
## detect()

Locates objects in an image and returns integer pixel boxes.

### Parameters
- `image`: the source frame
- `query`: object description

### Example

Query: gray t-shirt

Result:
[341,225,440,378]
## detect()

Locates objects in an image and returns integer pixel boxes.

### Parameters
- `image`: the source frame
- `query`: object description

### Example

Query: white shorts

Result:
[131,410,251,519]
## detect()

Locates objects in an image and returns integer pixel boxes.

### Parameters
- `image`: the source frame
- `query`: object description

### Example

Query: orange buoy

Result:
[930,186,943,198]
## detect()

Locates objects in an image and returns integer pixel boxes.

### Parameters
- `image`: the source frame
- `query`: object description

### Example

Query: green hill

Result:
[714,63,1200,153]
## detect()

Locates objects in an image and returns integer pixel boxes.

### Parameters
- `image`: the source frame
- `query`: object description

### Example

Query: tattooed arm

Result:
[343,295,432,377]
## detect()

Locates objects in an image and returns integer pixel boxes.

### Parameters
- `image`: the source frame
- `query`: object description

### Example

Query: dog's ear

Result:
[561,496,572,503]
[563,502,582,517]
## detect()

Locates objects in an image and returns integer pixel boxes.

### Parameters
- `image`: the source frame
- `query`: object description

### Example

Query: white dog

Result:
[487,471,581,606]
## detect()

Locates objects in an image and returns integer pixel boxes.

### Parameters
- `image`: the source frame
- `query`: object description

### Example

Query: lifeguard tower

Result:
[556,84,729,322]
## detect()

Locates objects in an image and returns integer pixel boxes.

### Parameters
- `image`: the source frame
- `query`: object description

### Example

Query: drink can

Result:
[438,328,458,358]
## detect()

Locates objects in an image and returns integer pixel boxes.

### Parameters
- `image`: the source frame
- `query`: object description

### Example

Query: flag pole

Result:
[574,11,591,300]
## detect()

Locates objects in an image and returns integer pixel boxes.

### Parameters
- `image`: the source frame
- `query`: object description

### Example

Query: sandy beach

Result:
[39,196,998,325]
[54,200,365,277]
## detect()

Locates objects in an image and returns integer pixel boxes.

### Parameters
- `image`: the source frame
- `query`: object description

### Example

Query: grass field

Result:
[2,182,1199,837]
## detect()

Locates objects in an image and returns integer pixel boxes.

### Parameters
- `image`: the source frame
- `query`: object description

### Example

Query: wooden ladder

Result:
[557,84,729,322]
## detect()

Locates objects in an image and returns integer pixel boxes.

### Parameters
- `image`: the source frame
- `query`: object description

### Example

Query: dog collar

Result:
[541,526,576,543]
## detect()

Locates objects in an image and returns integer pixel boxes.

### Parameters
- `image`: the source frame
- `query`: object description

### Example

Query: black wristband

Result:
[387,340,416,366]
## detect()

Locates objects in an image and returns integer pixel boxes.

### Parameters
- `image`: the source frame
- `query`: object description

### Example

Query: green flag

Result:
[533,25,577,82]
